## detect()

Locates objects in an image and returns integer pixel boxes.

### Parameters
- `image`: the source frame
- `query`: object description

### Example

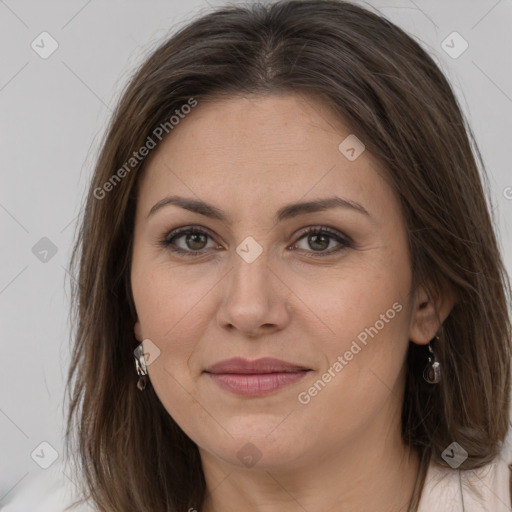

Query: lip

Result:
[204,357,310,374]
[204,357,311,397]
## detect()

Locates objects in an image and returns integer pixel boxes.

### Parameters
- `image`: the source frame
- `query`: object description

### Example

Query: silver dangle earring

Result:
[423,335,441,384]
[134,342,148,391]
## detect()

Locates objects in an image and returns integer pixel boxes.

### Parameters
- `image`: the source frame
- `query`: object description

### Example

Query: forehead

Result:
[136,93,397,222]
[145,93,357,168]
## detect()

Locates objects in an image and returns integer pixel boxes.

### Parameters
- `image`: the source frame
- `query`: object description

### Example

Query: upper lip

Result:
[204,357,311,374]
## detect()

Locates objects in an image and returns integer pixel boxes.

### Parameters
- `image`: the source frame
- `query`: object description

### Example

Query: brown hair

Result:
[64,1,512,510]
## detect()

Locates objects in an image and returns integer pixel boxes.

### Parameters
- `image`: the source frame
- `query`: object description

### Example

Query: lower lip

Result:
[206,371,309,396]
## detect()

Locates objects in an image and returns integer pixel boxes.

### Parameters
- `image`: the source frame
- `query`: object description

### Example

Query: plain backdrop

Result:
[1,0,511,504]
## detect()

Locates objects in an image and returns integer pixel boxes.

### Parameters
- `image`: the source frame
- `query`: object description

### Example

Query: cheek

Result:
[289,278,410,447]
[131,263,207,427]
[293,253,410,345]
[131,257,222,339]
[130,258,223,415]
[290,253,412,413]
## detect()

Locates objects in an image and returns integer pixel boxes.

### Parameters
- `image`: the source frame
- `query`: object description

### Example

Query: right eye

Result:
[159,226,222,257]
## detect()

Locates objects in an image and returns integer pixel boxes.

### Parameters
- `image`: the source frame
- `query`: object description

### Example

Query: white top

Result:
[417,421,512,511]
[2,427,511,512]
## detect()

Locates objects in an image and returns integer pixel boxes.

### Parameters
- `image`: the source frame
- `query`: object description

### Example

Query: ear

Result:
[409,278,457,345]
[134,319,143,342]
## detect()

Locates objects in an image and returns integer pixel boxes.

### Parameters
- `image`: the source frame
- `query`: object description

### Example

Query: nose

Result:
[216,250,291,337]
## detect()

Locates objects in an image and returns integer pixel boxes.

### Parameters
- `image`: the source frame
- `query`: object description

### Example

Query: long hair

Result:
[64,1,512,510]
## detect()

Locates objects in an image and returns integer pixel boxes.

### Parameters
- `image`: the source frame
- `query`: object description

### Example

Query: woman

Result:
[4,0,511,510]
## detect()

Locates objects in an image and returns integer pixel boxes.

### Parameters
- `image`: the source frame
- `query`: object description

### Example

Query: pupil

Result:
[187,233,206,250]
[310,234,328,251]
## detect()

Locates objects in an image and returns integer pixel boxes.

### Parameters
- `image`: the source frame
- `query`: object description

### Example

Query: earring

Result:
[134,342,148,391]
[423,335,441,384]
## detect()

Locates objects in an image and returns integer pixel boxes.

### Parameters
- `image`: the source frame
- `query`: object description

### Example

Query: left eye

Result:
[159,226,351,257]
[291,227,351,255]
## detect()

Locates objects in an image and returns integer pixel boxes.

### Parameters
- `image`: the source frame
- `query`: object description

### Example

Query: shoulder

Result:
[1,461,95,512]
[418,421,512,512]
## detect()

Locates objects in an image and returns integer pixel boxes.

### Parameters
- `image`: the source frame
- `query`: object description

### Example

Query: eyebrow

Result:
[147,195,370,223]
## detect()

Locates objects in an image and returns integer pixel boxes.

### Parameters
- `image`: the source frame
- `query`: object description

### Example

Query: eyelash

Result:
[158,225,353,258]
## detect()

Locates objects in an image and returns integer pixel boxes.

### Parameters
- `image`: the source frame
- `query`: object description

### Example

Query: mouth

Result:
[203,357,312,396]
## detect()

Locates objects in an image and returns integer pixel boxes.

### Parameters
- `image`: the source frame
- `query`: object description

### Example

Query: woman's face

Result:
[131,93,423,470]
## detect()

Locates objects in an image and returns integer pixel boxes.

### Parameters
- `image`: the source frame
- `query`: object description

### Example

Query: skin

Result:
[130,93,454,512]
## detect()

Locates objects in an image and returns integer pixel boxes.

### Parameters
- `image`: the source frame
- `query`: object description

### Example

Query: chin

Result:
[199,425,310,470]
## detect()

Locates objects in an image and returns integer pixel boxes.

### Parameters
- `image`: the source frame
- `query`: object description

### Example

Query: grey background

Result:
[1,0,511,503]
